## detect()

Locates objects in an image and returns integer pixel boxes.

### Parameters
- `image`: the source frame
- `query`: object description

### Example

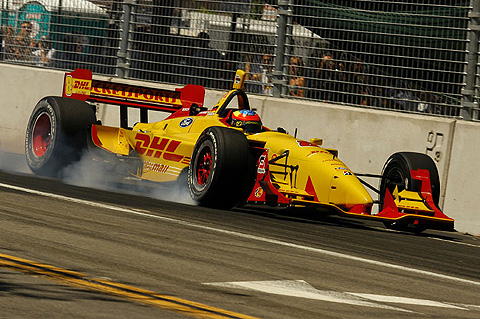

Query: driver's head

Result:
[231,110,262,134]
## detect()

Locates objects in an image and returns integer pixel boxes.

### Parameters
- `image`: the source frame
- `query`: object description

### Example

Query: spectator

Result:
[55,31,89,70]
[238,52,263,93]
[32,35,55,66]
[288,56,305,97]
[1,26,15,60]
[351,59,370,105]
[370,76,390,108]
[261,54,274,95]
[313,54,336,101]
[12,21,34,61]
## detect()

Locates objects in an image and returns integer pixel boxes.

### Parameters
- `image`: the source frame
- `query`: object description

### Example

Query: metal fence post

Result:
[462,0,480,120]
[272,0,291,98]
[116,0,133,78]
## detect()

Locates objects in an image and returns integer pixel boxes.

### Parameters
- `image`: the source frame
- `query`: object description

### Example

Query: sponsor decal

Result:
[257,155,267,174]
[179,118,193,128]
[91,81,181,105]
[134,133,184,162]
[334,166,352,176]
[307,150,330,157]
[64,75,73,96]
[297,140,318,147]
[64,75,92,97]
[255,187,264,198]
[143,161,169,174]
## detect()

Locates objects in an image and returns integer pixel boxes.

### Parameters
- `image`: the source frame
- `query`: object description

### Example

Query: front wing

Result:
[247,149,454,231]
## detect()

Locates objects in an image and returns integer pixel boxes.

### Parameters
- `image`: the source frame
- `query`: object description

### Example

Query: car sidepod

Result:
[246,131,373,212]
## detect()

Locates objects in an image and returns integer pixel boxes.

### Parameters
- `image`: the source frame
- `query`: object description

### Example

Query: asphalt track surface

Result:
[0,157,479,318]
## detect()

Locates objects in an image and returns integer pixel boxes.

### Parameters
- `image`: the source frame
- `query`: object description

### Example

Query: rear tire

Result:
[25,96,96,177]
[379,152,440,233]
[188,127,255,209]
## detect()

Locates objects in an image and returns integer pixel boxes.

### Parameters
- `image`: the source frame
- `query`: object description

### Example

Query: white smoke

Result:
[0,146,195,206]
[60,150,196,205]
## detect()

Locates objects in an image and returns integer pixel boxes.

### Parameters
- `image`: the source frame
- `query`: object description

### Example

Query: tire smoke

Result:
[60,150,196,205]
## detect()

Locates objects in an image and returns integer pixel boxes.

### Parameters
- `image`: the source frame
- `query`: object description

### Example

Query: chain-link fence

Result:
[1,0,479,120]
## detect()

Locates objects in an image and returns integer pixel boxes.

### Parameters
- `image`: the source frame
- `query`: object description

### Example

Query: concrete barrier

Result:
[443,121,480,235]
[0,65,64,154]
[0,64,478,235]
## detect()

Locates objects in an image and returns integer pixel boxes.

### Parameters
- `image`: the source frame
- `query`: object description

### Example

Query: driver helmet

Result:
[231,109,262,134]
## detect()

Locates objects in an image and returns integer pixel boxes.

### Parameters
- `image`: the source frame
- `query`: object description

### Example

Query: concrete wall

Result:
[0,66,64,154]
[0,64,478,235]
[443,121,480,235]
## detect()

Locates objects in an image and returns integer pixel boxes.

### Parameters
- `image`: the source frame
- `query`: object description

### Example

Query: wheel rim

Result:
[32,112,52,157]
[196,147,212,185]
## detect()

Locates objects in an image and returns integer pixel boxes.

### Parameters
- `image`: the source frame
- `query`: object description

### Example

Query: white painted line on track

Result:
[429,236,480,248]
[2,182,480,288]
[206,280,479,312]
[205,280,413,312]
[347,292,467,309]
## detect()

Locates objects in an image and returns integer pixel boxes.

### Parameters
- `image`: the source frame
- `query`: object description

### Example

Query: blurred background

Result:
[1,0,478,120]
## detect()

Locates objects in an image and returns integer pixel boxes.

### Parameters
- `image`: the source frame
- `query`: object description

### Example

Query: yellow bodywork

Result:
[93,124,372,208]
[93,116,229,183]
[248,132,372,208]
[91,69,373,208]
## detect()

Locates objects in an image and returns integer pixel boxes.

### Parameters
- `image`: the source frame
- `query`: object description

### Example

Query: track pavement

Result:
[0,165,479,318]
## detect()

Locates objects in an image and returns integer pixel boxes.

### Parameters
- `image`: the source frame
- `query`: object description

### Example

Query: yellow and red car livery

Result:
[25,69,454,233]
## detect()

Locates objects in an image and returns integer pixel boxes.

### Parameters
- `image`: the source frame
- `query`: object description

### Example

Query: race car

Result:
[25,69,454,233]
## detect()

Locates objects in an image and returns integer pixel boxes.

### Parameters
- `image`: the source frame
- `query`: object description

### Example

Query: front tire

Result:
[25,96,96,177]
[188,127,254,209]
[379,152,440,233]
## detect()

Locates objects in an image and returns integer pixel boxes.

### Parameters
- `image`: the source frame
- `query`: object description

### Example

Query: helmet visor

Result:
[243,121,262,133]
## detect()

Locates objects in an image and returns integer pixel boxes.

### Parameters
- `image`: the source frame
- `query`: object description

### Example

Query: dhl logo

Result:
[64,75,92,96]
[74,80,91,90]
[135,133,190,164]
[92,82,182,106]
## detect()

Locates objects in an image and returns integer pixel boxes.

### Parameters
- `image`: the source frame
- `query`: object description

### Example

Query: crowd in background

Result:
[288,50,458,116]
[0,24,457,117]
[1,23,116,74]
[1,22,55,66]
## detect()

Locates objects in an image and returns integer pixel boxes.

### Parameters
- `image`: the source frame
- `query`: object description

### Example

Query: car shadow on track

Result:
[234,205,384,230]
[232,205,463,241]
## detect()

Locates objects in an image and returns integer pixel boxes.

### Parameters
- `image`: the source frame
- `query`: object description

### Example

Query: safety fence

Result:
[1,0,479,120]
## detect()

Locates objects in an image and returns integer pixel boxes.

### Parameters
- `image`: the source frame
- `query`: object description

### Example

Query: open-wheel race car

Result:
[25,69,454,233]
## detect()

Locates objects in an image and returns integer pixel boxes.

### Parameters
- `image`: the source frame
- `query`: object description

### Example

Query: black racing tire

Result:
[188,126,255,209]
[379,152,440,233]
[25,96,96,178]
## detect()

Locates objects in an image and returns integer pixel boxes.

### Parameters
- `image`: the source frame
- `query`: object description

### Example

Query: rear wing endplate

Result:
[62,69,205,127]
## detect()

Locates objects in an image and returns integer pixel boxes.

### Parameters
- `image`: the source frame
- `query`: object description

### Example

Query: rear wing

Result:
[62,69,205,127]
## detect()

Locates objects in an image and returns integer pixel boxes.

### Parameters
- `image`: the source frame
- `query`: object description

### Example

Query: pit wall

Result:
[0,64,478,235]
